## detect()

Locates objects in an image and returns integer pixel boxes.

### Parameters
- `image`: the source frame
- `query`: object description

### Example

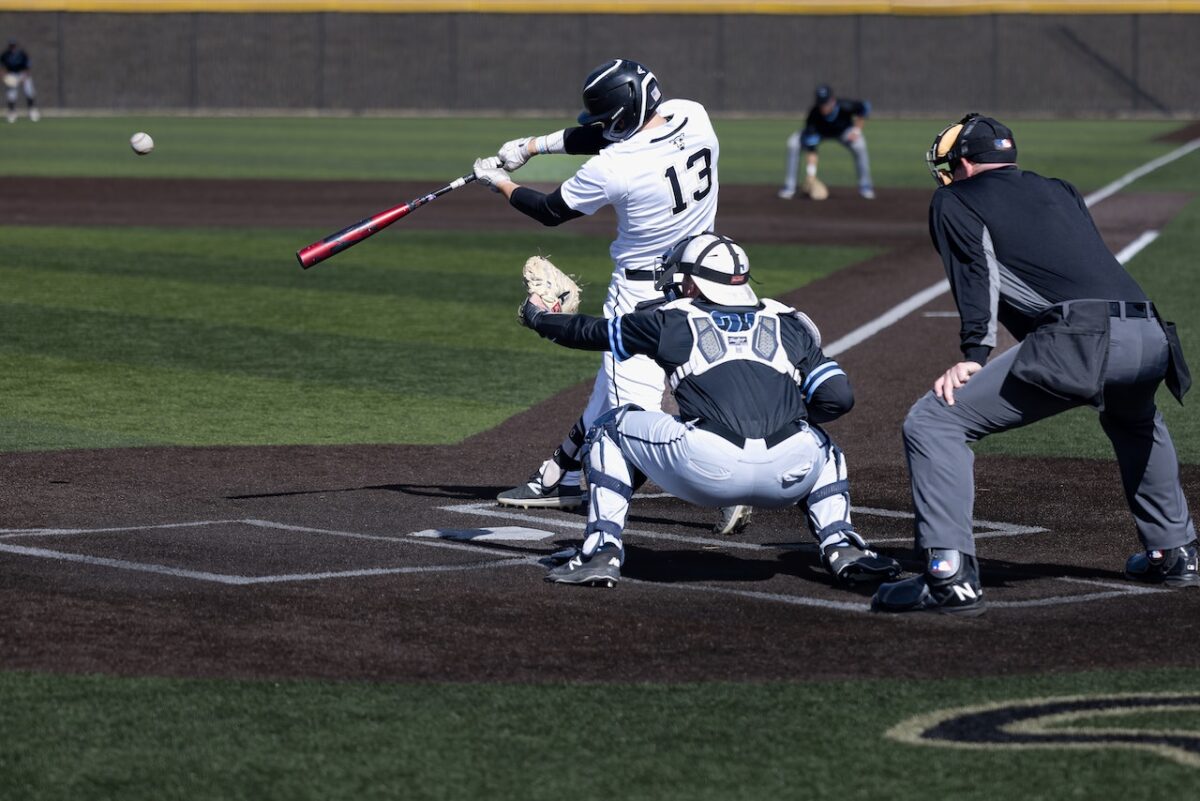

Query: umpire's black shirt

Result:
[929,165,1147,364]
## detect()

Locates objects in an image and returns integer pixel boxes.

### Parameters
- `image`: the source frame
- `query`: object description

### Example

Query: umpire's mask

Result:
[926,113,1017,185]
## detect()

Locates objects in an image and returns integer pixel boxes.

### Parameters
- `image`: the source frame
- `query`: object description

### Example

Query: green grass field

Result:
[0,116,1192,190]
[3,668,1198,801]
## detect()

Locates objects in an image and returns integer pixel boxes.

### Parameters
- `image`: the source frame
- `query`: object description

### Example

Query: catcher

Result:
[517,235,901,588]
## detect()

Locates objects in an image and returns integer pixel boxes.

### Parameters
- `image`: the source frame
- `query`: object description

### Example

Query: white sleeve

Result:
[558,156,619,216]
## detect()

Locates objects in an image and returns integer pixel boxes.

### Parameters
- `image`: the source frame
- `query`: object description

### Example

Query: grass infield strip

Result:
[1,668,1197,801]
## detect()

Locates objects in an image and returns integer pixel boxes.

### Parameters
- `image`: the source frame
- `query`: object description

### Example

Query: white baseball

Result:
[130,132,154,156]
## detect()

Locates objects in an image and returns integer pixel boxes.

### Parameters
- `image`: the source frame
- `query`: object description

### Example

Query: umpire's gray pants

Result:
[903,316,1194,555]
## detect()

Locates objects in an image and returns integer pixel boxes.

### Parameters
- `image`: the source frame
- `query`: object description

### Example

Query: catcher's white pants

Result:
[580,409,852,559]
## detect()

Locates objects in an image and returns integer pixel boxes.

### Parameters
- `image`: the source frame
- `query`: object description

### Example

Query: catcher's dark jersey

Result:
[801,99,870,150]
[527,298,852,439]
[929,165,1147,365]
[1,48,29,72]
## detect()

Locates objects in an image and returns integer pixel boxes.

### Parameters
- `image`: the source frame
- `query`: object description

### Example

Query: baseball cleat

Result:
[1124,541,1199,588]
[777,188,795,200]
[5,110,14,124]
[871,552,985,616]
[820,534,901,585]
[497,466,586,510]
[859,188,876,200]
[544,544,621,587]
[713,505,753,535]
[28,107,39,122]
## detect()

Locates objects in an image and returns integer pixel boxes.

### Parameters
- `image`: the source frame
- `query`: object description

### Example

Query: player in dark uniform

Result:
[518,232,901,588]
[779,84,872,200]
[872,113,1196,616]
[2,40,39,123]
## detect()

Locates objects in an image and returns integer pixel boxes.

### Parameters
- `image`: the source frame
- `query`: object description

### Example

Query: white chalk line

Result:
[1112,229,1160,265]
[0,519,243,538]
[823,138,1197,358]
[1083,138,1200,207]
[437,501,1045,551]
[0,541,532,585]
[0,517,539,585]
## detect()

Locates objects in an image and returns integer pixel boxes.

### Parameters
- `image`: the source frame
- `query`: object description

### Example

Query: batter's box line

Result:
[435,501,1047,553]
[435,503,1163,613]
[0,517,541,586]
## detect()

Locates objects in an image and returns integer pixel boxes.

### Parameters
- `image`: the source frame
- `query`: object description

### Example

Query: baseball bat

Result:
[296,173,476,269]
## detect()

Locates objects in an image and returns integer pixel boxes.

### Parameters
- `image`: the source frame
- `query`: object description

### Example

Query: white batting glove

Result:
[498,137,534,171]
[473,156,510,192]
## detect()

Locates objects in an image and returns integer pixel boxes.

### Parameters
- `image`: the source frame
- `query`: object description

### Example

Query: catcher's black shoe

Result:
[1125,541,1199,588]
[820,533,902,585]
[544,544,621,587]
[871,551,985,616]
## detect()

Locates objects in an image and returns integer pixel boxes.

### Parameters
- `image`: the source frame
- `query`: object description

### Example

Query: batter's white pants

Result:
[580,409,853,559]
[560,274,670,486]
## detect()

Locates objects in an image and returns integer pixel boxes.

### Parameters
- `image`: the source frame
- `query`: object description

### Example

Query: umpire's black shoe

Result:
[544,544,621,588]
[820,533,901,585]
[871,552,985,617]
[1124,541,1199,588]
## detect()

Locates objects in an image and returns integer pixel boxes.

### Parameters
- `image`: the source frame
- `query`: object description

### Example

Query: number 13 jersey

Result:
[559,98,720,287]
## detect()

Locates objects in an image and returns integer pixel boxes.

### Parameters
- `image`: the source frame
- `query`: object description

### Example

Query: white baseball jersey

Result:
[559,98,720,304]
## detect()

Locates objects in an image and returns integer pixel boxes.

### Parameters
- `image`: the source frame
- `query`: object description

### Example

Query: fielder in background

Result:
[518,233,901,587]
[778,84,872,201]
[473,58,752,536]
[2,40,38,123]
[873,113,1196,616]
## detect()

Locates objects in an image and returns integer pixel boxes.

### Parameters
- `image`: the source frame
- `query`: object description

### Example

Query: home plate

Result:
[411,526,555,542]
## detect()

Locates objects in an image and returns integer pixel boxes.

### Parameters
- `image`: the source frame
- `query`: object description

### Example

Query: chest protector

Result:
[666,299,802,390]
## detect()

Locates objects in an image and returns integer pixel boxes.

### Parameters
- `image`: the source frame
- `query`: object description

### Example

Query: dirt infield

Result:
[1,180,1196,684]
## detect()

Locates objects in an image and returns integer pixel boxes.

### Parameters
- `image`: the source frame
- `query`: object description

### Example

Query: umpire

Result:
[873,113,1196,616]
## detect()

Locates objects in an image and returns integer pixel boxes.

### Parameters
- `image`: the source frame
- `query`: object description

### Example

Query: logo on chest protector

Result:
[711,311,755,332]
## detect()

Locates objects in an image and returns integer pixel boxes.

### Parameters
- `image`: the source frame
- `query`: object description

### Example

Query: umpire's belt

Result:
[624,268,657,281]
[693,418,807,449]
[1053,300,1154,319]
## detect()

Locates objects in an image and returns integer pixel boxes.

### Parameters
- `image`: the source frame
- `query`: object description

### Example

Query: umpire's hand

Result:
[934,361,983,406]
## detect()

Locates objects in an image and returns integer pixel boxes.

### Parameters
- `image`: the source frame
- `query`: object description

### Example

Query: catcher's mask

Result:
[926,113,1017,186]
[654,232,757,307]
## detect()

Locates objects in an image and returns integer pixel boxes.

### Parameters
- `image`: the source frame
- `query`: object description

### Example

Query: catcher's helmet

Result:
[655,232,757,307]
[578,59,662,143]
[926,113,1017,186]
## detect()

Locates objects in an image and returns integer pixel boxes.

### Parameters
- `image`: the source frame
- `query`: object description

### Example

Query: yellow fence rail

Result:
[1,1,1198,15]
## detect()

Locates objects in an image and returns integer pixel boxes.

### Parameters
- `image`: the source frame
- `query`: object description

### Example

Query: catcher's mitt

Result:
[522,255,581,314]
[803,176,829,201]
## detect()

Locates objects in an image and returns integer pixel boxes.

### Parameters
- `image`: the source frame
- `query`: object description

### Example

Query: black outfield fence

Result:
[0,12,1197,115]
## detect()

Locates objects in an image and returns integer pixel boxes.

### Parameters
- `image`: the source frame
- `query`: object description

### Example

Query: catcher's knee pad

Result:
[585,404,644,450]
[582,404,646,494]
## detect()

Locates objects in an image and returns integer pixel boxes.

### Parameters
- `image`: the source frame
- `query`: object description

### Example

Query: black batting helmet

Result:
[578,59,663,143]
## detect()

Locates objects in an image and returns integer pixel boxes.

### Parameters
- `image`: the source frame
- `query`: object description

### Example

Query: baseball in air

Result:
[130,132,154,155]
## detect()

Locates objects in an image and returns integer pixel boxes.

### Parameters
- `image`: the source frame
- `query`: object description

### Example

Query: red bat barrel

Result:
[295,202,416,269]
[295,174,475,270]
